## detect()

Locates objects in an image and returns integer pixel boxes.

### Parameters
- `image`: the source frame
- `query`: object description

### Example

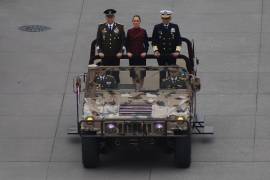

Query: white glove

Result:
[116,52,123,58]
[98,52,104,58]
[154,51,160,57]
[140,52,147,58]
[127,52,133,58]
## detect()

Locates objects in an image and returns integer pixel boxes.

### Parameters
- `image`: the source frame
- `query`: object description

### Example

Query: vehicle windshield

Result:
[83,66,192,119]
[87,66,190,92]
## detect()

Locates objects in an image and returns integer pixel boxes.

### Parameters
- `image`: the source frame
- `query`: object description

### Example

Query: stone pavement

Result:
[0,0,270,179]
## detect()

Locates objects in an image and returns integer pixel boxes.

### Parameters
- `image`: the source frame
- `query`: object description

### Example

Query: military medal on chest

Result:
[114,27,119,34]
[159,31,162,39]
[102,28,107,39]
[171,27,175,39]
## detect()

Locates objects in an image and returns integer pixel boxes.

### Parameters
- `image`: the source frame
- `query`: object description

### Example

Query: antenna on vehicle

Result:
[192,39,198,76]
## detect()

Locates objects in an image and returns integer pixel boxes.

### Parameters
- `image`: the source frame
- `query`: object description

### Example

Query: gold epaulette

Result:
[153,46,158,52]
[176,46,182,52]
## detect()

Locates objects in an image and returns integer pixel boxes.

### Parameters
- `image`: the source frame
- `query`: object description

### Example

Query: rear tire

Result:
[174,135,191,168]
[81,137,99,168]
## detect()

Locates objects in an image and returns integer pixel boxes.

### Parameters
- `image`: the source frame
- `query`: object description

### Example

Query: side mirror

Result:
[73,74,86,93]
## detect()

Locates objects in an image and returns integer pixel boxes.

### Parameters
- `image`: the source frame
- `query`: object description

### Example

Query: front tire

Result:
[81,137,99,168]
[174,135,191,168]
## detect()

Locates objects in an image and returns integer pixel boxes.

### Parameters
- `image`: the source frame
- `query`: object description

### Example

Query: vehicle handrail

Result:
[89,36,195,72]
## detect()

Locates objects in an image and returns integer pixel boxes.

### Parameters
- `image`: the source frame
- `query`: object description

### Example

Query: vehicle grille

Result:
[119,104,152,116]
[103,121,166,136]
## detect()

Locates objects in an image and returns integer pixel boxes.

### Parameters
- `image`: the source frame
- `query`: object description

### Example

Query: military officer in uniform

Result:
[96,9,125,83]
[95,68,117,89]
[152,10,182,82]
[161,66,188,89]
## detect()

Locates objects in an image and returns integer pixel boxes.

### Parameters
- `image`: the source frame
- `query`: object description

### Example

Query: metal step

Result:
[67,127,79,135]
[204,126,214,134]
[192,113,214,135]
[192,125,214,135]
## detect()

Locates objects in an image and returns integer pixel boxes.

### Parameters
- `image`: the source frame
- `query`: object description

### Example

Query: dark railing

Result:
[89,37,195,73]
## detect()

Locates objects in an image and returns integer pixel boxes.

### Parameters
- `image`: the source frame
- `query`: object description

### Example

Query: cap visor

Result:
[161,15,171,19]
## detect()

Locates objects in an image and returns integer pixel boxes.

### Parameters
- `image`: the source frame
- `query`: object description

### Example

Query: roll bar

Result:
[89,37,195,73]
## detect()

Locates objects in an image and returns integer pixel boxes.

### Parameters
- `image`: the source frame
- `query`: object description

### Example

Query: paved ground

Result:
[0,0,270,179]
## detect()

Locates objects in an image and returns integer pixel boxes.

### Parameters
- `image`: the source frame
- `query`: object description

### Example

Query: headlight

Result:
[167,117,189,134]
[85,116,94,121]
[81,116,94,130]
[104,122,118,135]
[177,116,185,121]
[153,122,165,135]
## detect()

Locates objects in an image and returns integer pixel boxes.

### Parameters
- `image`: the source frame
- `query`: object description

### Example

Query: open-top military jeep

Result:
[69,37,213,168]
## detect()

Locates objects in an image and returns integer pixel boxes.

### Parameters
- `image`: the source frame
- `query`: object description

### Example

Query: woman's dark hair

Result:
[132,15,141,21]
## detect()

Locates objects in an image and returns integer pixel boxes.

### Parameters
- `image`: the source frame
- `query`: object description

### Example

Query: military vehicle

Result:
[68,37,213,168]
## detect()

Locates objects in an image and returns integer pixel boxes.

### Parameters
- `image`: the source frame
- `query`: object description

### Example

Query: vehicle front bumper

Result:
[79,118,190,137]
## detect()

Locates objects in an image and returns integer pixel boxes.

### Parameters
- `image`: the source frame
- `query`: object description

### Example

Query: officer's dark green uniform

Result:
[96,23,125,57]
[161,67,188,89]
[95,74,117,89]
[161,76,187,89]
[96,9,125,83]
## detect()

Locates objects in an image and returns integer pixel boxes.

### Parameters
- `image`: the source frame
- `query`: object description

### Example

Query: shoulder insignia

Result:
[99,21,106,25]
[102,28,107,33]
